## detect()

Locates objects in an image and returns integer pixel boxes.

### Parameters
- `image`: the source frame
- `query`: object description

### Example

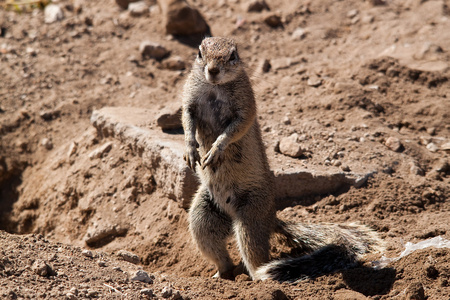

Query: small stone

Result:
[115,0,138,9]
[260,59,271,73]
[385,137,403,152]
[68,142,78,157]
[410,163,425,176]
[132,270,153,283]
[40,109,61,121]
[88,142,113,160]
[41,138,53,150]
[128,1,149,16]
[270,57,299,70]
[282,116,291,125]
[162,56,186,71]
[271,289,289,300]
[32,260,53,277]
[279,133,304,158]
[139,41,170,61]
[291,27,307,40]
[65,292,77,300]
[156,107,182,130]
[441,142,450,152]
[161,286,173,298]
[140,288,154,297]
[264,14,282,28]
[117,250,140,264]
[307,76,322,87]
[87,290,98,298]
[426,127,436,136]
[81,249,93,258]
[334,114,345,122]
[161,0,210,36]
[405,282,425,300]
[235,274,251,282]
[426,142,439,153]
[246,0,270,12]
[347,9,359,18]
[341,165,351,172]
[45,4,64,24]
[98,261,107,267]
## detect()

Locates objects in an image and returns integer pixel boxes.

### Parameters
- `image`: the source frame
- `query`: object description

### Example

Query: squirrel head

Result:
[195,37,242,85]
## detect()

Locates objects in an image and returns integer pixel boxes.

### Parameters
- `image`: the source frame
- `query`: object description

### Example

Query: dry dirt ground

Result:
[1,0,450,299]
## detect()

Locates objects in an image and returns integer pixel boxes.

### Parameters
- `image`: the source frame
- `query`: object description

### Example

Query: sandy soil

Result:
[0,0,449,299]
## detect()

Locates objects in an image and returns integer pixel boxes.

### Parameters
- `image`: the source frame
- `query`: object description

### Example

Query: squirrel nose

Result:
[208,67,220,76]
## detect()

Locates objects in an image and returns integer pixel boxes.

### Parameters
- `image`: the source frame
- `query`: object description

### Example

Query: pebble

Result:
[347,9,359,18]
[88,142,113,160]
[115,0,136,9]
[161,0,210,35]
[140,288,154,297]
[139,41,170,61]
[409,163,424,176]
[279,133,304,158]
[162,56,186,71]
[117,249,140,264]
[161,286,173,298]
[65,292,77,300]
[426,127,436,136]
[32,260,53,277]
[264,14,282,28]
[41,138,53,150]
[260,58,271,73]
[426,142,439,153]
[441,142,450,152]
[385,137,403,152]
[40,109,61,121]
[97,260,107,267]
[282,116,291,125]
[156,107,182,130]
[291,27,307,40]
[131,270,153,283]
[341,165,351,172]
[81,249,93,258]
[246,0,270,12]
[307,76,322,87]
[270,57,299,70]
[45,4,64,24]
[68,142,78,157]
[128,1,149,16]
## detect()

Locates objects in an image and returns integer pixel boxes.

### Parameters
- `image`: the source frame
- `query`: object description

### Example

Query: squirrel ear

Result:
[229,50,238,62]
[197,49,202,59]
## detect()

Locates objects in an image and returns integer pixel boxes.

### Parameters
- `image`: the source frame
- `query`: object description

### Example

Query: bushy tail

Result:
[254,219,384,282]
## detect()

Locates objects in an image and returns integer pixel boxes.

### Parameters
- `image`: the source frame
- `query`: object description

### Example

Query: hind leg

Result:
[189,186,234,278]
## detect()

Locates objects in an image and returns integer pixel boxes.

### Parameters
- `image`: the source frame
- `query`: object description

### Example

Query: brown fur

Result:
[182,37,383,282]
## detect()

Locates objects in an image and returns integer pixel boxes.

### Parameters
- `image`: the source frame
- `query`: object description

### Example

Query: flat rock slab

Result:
[91,107,373,209]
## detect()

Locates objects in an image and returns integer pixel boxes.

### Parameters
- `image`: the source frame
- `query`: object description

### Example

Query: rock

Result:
[271,289,289,300]
[291,27,307,40]
[156,107,182,130]
[264,14,282,28]
[131,270,153,283]
[45,4,64,24]
[405,282,425,300]
[88,142,113,160]
[117,250,140,264]
[410,163,425,176]
[307,76,322,87]
[441,142,450,152]
[87,290,98,298]
[140,288,154,297]
[32,260,54,277]
[246,0,270,12]
[161,56,186,70]
[426,142,439,153]
[128,1,149,16]
[65,292,77,300]
[84,223,127,246]
[161,286,173,298]
[260,58,271,73]
[81,249,93,258]
[139,41,170,61]
[385,137,403,152]
[347,9,359,18]
[160,0,210,36]
[97,260,107,267]
[68,142,78,157]
[41,138,53,150]
[115,0,139,10]
[279,133,304,158]
[434,160,450,174]
[426,127,436,136]
[40,109,61,121]
[270,57,299,71]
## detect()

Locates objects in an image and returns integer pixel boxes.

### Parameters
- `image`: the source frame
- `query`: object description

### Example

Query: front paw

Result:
[201,144,223,169]
[183,146,200,170]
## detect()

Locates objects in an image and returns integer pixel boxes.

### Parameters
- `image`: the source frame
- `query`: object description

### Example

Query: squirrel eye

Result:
[229,50,238,62]
[197,50,202,59]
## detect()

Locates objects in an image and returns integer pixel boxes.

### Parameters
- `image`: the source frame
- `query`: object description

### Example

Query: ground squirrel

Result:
[181,37,383,282]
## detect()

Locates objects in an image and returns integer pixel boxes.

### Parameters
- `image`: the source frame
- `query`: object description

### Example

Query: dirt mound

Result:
[1,0,449,298]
